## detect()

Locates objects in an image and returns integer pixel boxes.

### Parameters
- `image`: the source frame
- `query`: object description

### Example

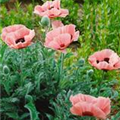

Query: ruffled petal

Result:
[70,94,96,105]
[1,24,34,49]
[24,30,35,42]
[72,31,79,41]
[53,0,60,9]
[52,20,64,29]
[70,102,106,119]
[34,5,44,15]
[59,9,69,17]
[48,8,61,18]
[95,97,111,115]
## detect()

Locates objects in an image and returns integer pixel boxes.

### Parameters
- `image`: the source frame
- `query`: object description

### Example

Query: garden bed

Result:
[0,0,120,120]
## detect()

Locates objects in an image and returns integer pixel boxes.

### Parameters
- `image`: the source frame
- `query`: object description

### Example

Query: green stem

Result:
[57,53,64,88]
[60,53,64,77]
[98,70,106,95]
[20,49,24,86]
[43,23,51,42]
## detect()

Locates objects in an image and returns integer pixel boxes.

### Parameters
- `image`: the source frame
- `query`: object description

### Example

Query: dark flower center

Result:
[97,60,99,63]
[71,34,73,39]
[82,111,93,116]
[104,58,109,63]
[50,14,55,16]
[16,38,25,44]
[96,58,109,64]
[49,6,59,10]
[50,6,54,9]
[60,44,65,47]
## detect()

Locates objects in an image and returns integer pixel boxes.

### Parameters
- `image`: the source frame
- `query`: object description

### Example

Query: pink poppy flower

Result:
[34,0,69,18]
[1,24,35,49]
[88,49,120,70]
[44,24,79,52]
[114,58,120,68]
[70,94,111,119]
[52,20,64,29]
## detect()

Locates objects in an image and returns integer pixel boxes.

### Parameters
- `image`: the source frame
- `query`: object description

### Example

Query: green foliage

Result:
[110,112,120,120]
[1,42,119,120]
[25,95,39,120]
[0,0,9,4]
[60,0,81,30]
[0,2,39,29]
[79,0,120,57]
[0,43,86,119]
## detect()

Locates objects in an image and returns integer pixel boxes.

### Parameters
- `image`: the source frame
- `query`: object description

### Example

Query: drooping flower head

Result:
[1,24,35,49]
[70,94,111,119]
[34,0,69,18]
[44,24,79,52]
[88,49,120,71]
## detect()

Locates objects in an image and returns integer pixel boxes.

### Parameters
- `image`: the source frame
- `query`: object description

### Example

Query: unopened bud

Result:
[79,58,85,67]
[87,69,94,76]
[40,16,50,27]
[3,65,10,74]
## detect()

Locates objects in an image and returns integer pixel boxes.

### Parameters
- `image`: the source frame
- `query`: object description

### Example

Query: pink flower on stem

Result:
[1,24,35,49]
[88,49,120,71]
[34,0,69,18]
[44,24,79,52]
[70,94,111,119]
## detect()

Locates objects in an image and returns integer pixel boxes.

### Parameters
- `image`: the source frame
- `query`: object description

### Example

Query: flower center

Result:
[96,58,109,64]
[104,58,109,63]
[50,6,54,9]
[49,6,59,10]
[16,38,25,44]
[82,111,93,116]
[60,44,65,48]
[50,14,55,17]
[97,60,99,63]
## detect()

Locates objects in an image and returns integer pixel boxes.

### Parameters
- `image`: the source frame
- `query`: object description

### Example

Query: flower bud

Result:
[40,16,50,27]
[3,65,10,74]
[79,58,85,67]
[87,69,94,76]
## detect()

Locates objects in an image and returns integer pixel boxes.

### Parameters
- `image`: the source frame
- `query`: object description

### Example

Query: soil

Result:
[35,98,54,120]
